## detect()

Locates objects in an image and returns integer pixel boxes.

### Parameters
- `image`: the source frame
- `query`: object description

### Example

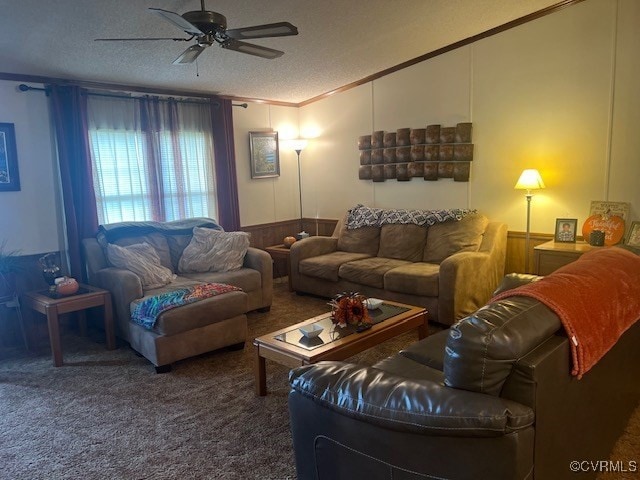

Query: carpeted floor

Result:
[0,281,638,479]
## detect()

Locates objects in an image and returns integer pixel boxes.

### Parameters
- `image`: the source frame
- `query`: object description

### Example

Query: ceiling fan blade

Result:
[95,37,190,42]
[226,22,298,39]
[222,39,284,59]
[149,7,204,36]
[173,44,206,65]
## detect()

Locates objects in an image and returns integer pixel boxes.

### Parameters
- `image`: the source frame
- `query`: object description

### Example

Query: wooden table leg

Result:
[417,313,429,340]
[254,346,267,396]
[102,293,116,350]
[45,305,63,367]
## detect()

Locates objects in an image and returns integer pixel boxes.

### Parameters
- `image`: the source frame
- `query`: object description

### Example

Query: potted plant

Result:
[0,239,21,302]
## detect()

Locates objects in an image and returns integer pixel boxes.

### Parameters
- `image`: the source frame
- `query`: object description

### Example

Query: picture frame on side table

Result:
[0,123,20,192]
[554,218,577,243]
[626,221,640,248]
[249,131,279,179]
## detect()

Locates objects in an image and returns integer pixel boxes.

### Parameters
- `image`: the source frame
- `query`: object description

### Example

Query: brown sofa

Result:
[289,258,640,480]
[82,218,272,371]
[290,211,507,325]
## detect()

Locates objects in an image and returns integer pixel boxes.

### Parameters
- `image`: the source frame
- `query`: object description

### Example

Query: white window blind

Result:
[87,95,217,225]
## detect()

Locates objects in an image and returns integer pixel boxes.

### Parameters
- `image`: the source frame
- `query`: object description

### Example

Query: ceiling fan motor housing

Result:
[182,10,227,35]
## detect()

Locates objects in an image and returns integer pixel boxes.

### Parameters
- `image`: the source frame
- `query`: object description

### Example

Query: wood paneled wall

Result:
[240,218,339,249]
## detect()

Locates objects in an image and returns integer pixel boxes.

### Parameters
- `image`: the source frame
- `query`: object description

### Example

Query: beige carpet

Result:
[0,281,637,479]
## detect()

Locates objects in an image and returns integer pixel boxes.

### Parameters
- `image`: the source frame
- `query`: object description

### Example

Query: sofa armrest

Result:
[243,247,272,275]
[289,362,533,437]
[290,236,338,263]
[243,247,273,308]
[93,267,143,338]
[289,236,338,288]
[438,222,507,325]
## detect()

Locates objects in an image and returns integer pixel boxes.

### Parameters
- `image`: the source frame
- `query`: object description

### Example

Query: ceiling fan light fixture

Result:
[182,10,227,35]
[197,34,215,47]
[103,3,298,63]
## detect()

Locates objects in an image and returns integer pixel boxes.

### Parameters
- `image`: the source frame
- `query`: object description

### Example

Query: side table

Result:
[22,284,116,367]
[265,244,293,292]
[534,240,601,275]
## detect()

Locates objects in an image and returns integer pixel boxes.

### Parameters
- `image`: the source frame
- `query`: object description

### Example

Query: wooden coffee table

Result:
[253,300,427,395]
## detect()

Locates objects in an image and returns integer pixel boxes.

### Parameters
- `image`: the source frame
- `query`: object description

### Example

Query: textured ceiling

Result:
[0,0,565,104]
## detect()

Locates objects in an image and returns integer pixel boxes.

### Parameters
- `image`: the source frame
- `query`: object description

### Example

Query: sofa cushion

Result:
[182,268,261,293]
[166,234,194,271]
[399,329,449,371]
[383,262,439,297]
[378,224,428,262]
[299,252,372,282]
[336,216,380,256]
[339,257,411,289]
[112,232,173,271]
[134,288,248,336]
[373,354,445,383]
[423,213,489,264]
[179,228,250,273]
[107,242,175,289]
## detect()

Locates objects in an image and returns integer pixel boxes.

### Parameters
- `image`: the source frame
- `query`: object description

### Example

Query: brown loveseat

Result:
[289,248,640,479]
[290,208,507,325]
[82,218,272,372]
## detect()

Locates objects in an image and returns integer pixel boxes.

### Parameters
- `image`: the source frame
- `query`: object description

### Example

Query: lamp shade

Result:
[514,169,545,191]
[289,139,308,152]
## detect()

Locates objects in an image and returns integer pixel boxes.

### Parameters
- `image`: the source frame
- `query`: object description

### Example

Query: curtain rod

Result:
[18,84,248,108]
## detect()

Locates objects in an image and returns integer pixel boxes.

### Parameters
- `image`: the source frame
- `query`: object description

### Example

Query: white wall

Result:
[0,80,63,254]
[233,103,300,227]
[291,0,639,234]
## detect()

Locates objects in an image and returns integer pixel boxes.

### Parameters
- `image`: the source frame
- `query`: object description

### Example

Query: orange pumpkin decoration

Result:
[283,236,297,248]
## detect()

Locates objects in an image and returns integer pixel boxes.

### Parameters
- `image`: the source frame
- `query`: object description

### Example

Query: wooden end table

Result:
[534,240,602,275]
[22,284,116,367]
[253,300,427,395]
[264,244,293,292]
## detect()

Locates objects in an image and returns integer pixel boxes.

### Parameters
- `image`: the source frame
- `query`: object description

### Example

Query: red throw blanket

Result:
[492,247,640,378]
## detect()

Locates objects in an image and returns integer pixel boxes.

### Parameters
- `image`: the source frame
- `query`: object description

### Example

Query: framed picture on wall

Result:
[554,218,578,243]
[249,131,279,179]
[0,123,20,192]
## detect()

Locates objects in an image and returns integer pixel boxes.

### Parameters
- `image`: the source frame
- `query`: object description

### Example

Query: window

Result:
[87,95,217,225]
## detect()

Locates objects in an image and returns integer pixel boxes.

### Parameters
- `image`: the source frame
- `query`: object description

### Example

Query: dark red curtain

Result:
[48,85,98,280]
[210,97,241,231]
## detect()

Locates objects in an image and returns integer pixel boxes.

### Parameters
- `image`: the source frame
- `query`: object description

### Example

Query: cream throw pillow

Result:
[179,228,250,273]
[107,242,175,289]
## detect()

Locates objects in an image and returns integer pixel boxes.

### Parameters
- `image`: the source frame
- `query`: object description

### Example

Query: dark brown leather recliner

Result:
[288,274,640,480]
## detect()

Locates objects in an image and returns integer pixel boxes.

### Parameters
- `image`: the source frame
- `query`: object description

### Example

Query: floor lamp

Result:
[515,169,545,273]
[290,139,308,234]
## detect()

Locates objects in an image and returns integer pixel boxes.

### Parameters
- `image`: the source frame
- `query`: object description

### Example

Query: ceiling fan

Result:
[95,0,298,64]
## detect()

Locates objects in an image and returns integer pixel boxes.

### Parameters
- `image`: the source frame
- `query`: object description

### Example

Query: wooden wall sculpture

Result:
[358,123,473,182]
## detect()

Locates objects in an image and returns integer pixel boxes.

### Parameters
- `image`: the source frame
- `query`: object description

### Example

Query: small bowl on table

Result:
[299,324,324,339]
[365,298,383,310]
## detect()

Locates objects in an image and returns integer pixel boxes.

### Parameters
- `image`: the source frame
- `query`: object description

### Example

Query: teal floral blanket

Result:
[131,283,242,330]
